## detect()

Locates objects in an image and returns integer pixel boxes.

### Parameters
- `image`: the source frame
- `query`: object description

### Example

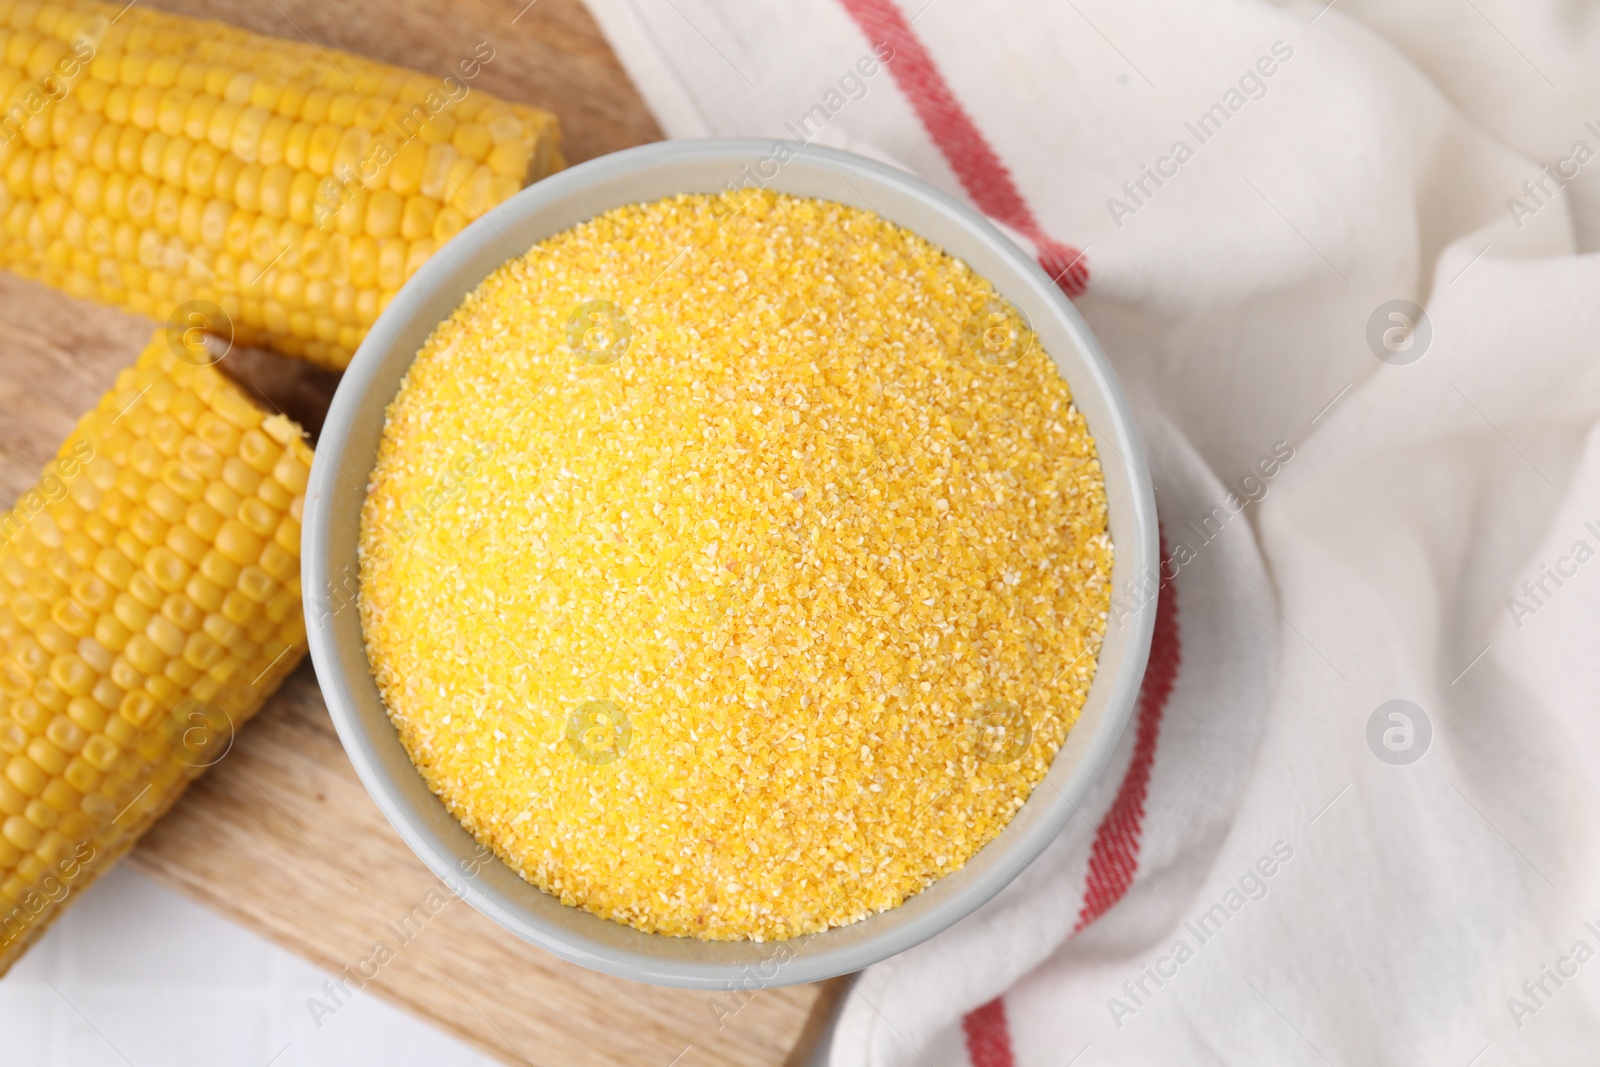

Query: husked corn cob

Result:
[0,330,313,975]
[0,0,563,369]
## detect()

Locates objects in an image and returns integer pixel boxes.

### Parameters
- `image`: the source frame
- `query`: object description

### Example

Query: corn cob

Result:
[0,0,563,369]
[0,329,313,975]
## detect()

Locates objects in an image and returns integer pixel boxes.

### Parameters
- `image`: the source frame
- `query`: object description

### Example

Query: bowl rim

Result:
[304,137,1158,989]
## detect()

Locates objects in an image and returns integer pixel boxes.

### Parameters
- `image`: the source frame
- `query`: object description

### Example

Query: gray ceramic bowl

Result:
[303,139,1157,989]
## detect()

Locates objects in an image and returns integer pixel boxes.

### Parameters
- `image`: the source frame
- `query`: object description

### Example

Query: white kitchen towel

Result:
[580,0,1600,1063]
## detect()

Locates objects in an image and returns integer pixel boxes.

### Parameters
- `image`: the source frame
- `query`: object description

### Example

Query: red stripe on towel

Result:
[954,541,1181,1066]
[962,996,1018,1067]
[1074,541,1181,931]
[834,0,1090,296]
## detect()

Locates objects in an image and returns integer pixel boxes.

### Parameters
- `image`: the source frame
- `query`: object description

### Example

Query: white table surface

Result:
[0,865,501,1067]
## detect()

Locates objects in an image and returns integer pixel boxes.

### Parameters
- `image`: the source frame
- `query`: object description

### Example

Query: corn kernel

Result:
[0,778,22,816]
[214,521,263,567]
[4,756,45,796]
[62,757,100,794]
[79,734,118,772]
[2,815,41,851]
[18,789,57,833]
[237,566,274,604]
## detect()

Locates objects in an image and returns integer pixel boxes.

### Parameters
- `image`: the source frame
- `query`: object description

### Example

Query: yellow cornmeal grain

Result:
[359,190,1112,941]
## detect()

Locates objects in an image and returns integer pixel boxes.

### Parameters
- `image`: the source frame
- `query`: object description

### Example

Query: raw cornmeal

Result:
[359,191,1112,941]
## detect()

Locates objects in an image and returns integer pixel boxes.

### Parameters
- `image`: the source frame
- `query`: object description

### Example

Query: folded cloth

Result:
[582,0,1600,1061]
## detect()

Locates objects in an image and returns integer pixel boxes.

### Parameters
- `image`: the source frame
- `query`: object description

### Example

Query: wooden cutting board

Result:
[0,0,845,1063]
